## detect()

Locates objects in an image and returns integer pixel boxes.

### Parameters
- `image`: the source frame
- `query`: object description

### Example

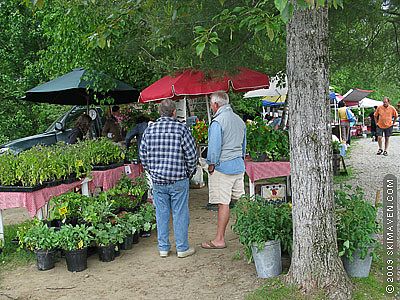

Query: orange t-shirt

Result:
[374,105,398,129]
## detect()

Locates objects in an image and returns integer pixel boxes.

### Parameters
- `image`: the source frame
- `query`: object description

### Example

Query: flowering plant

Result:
[192,120,208,144]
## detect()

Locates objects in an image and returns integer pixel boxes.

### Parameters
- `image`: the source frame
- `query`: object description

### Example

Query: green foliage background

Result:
[0,0,398,143]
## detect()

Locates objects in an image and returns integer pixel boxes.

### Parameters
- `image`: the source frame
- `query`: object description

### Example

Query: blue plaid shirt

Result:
[139,117,197,185]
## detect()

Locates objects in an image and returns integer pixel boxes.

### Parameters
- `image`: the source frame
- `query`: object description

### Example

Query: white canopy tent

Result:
[348,97,383,127]
[243,75,288,100]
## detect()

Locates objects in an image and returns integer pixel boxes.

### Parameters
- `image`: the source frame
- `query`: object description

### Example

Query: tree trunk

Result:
[285,3,352,299]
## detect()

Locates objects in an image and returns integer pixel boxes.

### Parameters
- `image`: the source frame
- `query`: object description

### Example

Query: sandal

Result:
[383,151,388,156]
[377,149,383,155]
[201,240,227,250]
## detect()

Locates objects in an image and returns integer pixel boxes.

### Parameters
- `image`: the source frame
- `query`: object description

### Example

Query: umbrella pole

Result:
[206,95,211,124]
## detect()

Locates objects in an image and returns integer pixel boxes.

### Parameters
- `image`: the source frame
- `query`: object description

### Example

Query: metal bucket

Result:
[251,240,282,278]
[342,248,373,278]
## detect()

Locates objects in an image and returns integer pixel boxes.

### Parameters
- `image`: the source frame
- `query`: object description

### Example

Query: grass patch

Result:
[0,222,35,273]
[334,166,355,184]
[245,247,398,300]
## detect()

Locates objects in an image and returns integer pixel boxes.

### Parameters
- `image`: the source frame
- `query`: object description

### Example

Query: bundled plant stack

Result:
[0,138,125,190]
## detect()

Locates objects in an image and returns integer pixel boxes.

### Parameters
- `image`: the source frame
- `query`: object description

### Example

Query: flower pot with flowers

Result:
[191,119,208,145]
[58,224,93,272]
[335,186,380,278]
[24,220,60,271]
[232,194,292,278]
[48,192,89,227]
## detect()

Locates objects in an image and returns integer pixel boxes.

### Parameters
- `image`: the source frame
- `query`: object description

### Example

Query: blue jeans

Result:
[152,178,190,252]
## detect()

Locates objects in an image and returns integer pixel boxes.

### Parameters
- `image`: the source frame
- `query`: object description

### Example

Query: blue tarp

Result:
[262,100,285,107]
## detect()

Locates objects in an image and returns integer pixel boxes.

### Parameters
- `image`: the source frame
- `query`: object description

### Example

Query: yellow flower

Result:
[58,206,68,217]
[78,240,84,249]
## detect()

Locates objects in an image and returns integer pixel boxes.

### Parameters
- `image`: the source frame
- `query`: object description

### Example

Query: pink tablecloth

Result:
[0,180,83,217]
[245,161,291,183]
[0,163,143,218]
[89,163,143,191]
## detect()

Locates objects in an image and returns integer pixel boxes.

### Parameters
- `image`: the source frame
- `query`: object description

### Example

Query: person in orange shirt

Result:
[374,97,398,156]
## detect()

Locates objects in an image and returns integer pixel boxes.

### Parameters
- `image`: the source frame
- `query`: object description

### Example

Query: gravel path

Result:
[340,135,400,203]
[340,135,400,240]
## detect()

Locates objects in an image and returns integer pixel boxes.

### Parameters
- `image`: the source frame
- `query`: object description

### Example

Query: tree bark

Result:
[285,2,352,299]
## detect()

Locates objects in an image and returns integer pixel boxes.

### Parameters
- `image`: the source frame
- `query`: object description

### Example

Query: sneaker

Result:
[377,149,383,155]
[177,247,196,258]
[383,151,388,156]
[159,250,170,258]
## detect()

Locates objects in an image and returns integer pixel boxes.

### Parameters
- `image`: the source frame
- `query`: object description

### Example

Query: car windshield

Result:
[45,107,87,132]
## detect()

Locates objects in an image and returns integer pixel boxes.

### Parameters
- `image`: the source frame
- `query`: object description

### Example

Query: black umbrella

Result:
[24,68,139,105]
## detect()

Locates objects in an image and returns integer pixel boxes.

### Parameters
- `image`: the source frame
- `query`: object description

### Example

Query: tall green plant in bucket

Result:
[232,194,292,261]
[335,186,380,277]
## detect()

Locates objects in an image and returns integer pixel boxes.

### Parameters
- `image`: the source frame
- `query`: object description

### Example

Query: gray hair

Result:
[210,91,229,106]
[159,99,176,117]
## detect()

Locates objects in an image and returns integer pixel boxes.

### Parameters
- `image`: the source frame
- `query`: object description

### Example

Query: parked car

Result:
[0,106,104,154]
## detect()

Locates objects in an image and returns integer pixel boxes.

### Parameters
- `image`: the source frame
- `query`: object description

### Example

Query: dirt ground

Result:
[0,187,265,300]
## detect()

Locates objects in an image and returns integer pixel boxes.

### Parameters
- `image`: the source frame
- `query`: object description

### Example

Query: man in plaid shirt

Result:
[140,99,197,258]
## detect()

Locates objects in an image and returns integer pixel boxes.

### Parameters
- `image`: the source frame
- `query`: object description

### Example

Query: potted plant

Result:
[48,192,89,226]
[335,186,380,277]
[58,224,93,272]
[23,221,59,271]
[81,193,114,226]
[191,119,208,145]
[138,202,156,237]
[92,222,124,262]
[116,212,143,249]
[246,117,289,162]
[232,194,292,278]
[107,174,148,213]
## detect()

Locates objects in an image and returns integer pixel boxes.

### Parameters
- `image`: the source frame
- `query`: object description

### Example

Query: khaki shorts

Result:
[208,170,245,205]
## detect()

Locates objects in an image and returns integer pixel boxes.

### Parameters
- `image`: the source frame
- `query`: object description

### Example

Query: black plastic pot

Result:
[98,244,116,262]
[65,248,88,272]
[120,235,133,250]
[132,231,140,244]
[92,162,124,171]
[35,249,56,271]
[140,229,151,238]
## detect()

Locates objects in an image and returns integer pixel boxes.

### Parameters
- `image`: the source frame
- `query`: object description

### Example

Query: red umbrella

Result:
[139,67,269,103]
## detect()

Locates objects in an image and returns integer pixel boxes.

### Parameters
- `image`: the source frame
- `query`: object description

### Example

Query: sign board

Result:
[261,184,286,204]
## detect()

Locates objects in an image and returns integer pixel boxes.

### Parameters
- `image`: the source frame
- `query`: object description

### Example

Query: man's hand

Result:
[208,164,215,175]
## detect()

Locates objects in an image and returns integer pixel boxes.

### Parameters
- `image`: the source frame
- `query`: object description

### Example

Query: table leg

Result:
[0,210,4,244]
[81,177,91,196]
[249,178,255,196]
[36,208,43,220]
[286,176,291,196]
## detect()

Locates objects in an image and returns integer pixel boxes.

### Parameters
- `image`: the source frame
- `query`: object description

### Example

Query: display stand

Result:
[0,163,142,244]
[245,161,291,197]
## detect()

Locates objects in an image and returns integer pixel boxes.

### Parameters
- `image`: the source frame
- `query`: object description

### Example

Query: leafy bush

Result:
[335,186,380,261]
[48,192,89,221]
[232,194,292,261]
[246,117,289,161]
[23,221,59,251]
[138,202,156,232]
[107,174,148,211]
[92,222,124,246]
[58,224,93,251]
[116,212,143,235]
